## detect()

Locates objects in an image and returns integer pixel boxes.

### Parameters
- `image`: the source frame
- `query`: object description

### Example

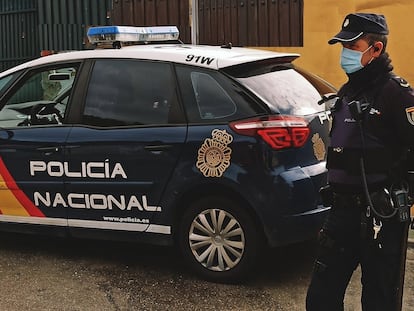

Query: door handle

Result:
[144,144,172,154]
[36,146,61,156]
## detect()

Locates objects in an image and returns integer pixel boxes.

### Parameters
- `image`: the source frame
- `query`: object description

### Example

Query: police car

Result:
[0,26,334,282]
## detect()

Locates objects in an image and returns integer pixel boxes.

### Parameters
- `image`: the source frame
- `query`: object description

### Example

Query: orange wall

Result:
[262,0,413,89]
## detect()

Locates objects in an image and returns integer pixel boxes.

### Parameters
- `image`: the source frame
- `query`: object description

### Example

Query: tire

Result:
[178,196,261,283]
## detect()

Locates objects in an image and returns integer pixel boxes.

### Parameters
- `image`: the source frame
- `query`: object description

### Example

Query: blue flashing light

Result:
[87,25,180,44]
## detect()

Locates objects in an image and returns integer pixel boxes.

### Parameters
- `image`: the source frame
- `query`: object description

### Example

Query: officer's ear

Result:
[372,42,384,56]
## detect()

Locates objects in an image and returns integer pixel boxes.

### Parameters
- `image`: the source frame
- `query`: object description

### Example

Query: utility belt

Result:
[332,192,366,209]
[327,147,393,174]
[320,186,369,209]
[320,184,411,222]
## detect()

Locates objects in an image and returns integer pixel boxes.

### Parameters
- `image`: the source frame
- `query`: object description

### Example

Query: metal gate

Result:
[0,0,112,72]
[0,0,38,71]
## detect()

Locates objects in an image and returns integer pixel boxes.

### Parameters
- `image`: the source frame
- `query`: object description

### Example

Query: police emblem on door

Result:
[312,133,326,161]
[196,129,233,177]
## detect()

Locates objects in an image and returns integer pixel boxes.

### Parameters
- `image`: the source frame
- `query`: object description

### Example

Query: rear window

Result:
[225,64,328,115]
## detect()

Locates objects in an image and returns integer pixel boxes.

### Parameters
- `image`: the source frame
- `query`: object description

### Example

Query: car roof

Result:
[0,44,299,77]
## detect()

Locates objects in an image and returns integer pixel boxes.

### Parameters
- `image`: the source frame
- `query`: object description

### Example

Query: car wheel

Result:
[179,196,261,283]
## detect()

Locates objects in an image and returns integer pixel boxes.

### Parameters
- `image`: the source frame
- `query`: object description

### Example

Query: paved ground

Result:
[0,232,412,310]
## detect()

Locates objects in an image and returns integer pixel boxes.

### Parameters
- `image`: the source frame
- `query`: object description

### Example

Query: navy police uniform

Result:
[306,13,414,311]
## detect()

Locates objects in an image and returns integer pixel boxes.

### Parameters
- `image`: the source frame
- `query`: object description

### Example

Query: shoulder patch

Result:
[405,107,414,125]
[392,76,410,88]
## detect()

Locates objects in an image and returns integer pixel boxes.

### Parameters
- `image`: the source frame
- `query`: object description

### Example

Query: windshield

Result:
[0,73,18,98]
[232,67,323,115]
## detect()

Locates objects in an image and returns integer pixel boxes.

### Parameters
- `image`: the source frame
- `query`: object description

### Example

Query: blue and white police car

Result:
[0,26,334,282]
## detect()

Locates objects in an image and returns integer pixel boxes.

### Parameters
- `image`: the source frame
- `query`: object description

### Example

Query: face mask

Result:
[340,45,372,74]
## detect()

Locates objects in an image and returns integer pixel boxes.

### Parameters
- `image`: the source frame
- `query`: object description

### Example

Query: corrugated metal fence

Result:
[0,0,111,72]
[111,0,192,44]
[0,0,303,72]
[197,0,303,46]
[38,0,112,51]
[111,0,303,46]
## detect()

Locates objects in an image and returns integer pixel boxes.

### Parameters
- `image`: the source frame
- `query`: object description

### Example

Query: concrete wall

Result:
[265,0,412,89]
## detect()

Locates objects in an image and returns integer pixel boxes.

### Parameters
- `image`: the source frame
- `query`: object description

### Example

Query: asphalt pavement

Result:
[0,231,412,310]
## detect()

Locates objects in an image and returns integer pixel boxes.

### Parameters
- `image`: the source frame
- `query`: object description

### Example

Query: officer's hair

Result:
[363,33,388,53]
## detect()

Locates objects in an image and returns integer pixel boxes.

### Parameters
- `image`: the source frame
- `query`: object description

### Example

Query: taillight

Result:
[229,115,310,150]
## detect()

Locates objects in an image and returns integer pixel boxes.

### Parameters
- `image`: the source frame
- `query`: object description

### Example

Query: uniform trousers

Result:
[306,196,406,311]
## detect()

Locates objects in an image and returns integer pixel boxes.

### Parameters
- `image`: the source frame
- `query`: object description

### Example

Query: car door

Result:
[65,59,187,237]
[0,64,79,232]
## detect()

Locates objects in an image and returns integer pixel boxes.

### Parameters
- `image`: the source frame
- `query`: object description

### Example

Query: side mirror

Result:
[0,128,13,140]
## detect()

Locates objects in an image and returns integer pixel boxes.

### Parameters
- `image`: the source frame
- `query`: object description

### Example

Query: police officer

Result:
[306,13,414,311]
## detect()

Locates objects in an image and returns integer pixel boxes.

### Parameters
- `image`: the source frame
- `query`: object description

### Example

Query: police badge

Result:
[312,133,326,161]
[196,129,233,177]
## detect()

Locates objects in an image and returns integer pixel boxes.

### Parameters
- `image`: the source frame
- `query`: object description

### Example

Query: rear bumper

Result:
[266,204,330,247]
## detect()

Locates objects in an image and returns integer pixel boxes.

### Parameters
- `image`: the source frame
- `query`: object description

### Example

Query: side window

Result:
[176,65,265,123]
[83,59,181,127]
[190,72,236,119]
[0,66,77,128]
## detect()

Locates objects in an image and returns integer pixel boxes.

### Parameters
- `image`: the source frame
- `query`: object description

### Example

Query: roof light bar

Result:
[87,25,180,44]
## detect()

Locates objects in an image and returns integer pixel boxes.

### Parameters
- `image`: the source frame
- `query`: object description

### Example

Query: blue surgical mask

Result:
[340,45,372,74]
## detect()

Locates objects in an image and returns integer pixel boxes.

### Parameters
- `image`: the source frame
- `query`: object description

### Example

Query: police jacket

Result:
[327,52,414,193]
